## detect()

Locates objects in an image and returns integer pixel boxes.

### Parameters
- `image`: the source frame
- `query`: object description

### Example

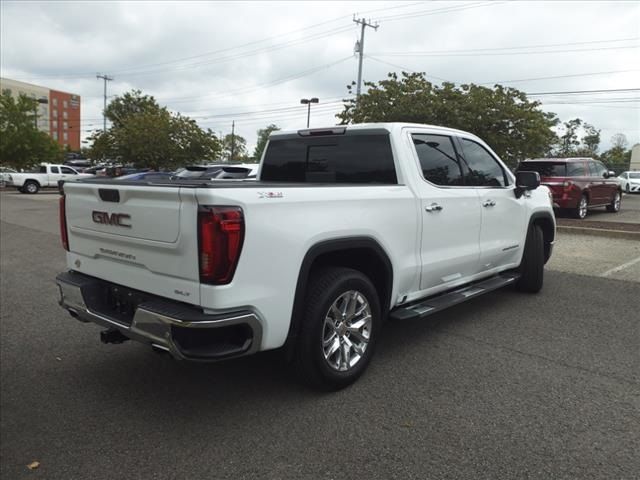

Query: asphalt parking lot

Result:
[1,191,639,479]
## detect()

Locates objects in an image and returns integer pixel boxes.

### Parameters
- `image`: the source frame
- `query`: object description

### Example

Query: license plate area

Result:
[83,281,153,326]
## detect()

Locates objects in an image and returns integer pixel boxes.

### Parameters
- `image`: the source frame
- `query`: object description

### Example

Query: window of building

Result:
[412,134,464,186]
[63,122,68,130]
[52,120,58,129]
[52,98,58,107]
[63,111,68,119]
[52,132,58,140]
[63,132,68,141]
[52,109,58,118]
[460,139,509,187]
[63,100,68,108]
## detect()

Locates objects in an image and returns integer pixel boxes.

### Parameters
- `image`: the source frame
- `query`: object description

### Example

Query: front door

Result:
[456,137,527,271]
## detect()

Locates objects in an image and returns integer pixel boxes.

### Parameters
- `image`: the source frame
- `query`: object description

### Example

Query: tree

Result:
[611,133,628,150]
[88,90,220,169]
[0,90,63,169]
[253,124,280,161]
[337,72,558,168]
[221,133,248,163]
[556,118,582,156]
[600,133,632,171]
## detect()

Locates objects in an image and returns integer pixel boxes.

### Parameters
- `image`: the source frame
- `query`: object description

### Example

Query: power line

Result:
[353,17,379,97]
[526,88,640,96]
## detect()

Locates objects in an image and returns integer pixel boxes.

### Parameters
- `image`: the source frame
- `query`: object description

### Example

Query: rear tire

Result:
[293,267,381,391]
[606,191,621,212]
[573,194,588,219]
[23,181,39,194]
[516,224,544,293]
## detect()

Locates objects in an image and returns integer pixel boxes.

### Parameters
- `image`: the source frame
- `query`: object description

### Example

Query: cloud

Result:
[2,0,638,153]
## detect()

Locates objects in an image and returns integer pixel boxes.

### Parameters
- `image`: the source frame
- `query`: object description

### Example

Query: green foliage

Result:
[89,90,221,169]
[221,133,248,163]
[0,90,63,169]
[337,72,559,168]
[600,134,632,171]
[252,124,280,161]
[555,118,601,157]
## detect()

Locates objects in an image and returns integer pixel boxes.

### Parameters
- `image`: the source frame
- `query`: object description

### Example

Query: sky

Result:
[1,0,639,155]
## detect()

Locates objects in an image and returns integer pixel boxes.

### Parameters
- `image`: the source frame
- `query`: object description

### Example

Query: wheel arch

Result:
[528,211,555,263]
[285,236,394,349]
[24,178,41,187]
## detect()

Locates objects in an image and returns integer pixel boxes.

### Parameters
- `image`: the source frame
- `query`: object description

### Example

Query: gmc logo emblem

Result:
[92,211,131,228]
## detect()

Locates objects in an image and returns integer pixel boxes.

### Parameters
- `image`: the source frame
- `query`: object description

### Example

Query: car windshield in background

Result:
[519,162,566,177]
[629,172,640,179]
[173,167,222,178]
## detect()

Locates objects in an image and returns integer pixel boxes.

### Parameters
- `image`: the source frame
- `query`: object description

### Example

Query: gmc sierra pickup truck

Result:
[56,123,555,390]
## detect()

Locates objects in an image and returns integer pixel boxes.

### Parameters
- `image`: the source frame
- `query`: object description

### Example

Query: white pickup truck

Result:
[56,123,555,390]
[7,163,93,194]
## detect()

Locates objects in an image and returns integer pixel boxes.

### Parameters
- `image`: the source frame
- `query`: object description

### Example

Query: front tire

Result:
[293,267,381,391]
[516,224,544,293]
[606,191,621,212]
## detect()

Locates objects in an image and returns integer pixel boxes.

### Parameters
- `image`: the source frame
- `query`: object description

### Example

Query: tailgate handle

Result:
[99,189,120,203]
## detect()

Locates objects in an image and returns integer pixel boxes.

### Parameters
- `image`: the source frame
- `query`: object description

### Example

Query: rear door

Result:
[64,182,201,304]
[457,137,526,272]
[47,166,63,187]
[409,131,482,291]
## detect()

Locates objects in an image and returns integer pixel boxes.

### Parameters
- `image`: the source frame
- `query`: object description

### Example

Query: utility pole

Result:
[353,17,379,97]
[229,120,235,163]
[96,74,113,131]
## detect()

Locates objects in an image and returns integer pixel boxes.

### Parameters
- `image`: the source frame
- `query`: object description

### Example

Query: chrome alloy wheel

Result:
[25,182,38,193]
[613,192,621,211]
[579,196,588,219]
[322,290,372,372]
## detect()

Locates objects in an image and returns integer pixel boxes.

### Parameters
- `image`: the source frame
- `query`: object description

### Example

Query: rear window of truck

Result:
[518,162,567,177]
[261,134,397,184]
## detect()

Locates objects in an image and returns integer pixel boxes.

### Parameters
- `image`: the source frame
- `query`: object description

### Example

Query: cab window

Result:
[60,167,76,174]
[411,134,464,186]
[459,139,509,187]
[50,166,60,174]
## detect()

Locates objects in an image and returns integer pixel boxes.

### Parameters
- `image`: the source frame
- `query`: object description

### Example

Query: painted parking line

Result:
[601,256,640,277]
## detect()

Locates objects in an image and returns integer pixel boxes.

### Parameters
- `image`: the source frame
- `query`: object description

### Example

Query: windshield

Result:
[518,162,566,177]
[629,172,640,179]
[173,166,222,178]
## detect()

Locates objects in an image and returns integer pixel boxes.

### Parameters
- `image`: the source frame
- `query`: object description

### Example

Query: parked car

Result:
[117,171,174,182]
[0,166,18,184]
[172,164,258,180]
[617,171,640,194]
[57,123,555,390]
[517,158,621,219]
[6,164,95,194]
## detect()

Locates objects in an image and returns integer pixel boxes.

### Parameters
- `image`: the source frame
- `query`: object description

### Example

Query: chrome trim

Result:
[57,275,263,361]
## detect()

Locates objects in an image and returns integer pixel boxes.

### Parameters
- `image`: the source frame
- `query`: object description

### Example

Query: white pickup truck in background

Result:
[6,163,94,194]
[56,123,556,390]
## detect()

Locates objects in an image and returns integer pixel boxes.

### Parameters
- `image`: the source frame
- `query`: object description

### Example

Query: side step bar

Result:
[390,272,520,321]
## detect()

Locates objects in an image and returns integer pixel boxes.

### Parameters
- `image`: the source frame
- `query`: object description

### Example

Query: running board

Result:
[390,272,520,321]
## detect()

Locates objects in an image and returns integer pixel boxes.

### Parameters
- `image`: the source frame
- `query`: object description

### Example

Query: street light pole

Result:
[300,97,319,128]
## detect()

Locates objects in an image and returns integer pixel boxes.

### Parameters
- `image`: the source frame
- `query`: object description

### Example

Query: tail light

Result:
[59,195,69,251]
[198,206,244,285]
[563,180,573,189]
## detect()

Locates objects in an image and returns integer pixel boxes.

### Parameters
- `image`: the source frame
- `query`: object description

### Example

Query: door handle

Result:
[425,203,443,212]
[482,200,496,208]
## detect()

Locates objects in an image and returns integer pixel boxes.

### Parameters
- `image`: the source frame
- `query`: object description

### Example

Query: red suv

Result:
[517,158,621,219]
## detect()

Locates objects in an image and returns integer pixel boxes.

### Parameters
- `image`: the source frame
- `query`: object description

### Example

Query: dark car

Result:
[517,158,621,219]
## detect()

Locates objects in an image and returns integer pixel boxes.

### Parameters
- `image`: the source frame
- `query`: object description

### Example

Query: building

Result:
[630,144,640,171]
[0,77,81,151]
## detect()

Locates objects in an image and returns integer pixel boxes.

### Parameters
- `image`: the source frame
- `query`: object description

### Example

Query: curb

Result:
[557,225,640,240]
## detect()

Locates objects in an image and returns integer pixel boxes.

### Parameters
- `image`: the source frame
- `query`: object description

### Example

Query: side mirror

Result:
[604,170,615,178]
[515,171,540,198]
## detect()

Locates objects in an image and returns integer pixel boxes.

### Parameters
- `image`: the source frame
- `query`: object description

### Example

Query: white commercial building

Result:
[0,77,51,133]
[630,144,640,171]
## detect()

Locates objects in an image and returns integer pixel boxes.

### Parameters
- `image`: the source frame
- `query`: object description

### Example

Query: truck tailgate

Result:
[63,182,201,304]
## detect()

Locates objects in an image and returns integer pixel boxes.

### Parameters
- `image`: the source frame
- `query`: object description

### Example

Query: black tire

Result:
[573,194,588,219]
[23,181,39,194]
[606,190,622,212]
[516,224,544,293]
[17,187,25,194]
[293,267,381,391]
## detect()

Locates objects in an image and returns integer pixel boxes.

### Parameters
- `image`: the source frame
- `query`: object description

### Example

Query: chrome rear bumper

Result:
[56,271,262,361]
